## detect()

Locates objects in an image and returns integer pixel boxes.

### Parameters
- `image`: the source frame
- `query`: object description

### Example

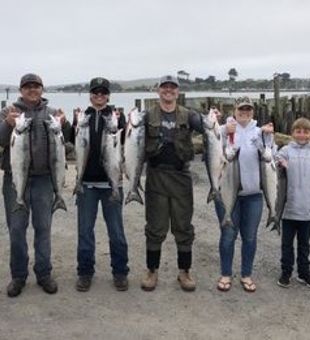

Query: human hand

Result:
[226,117,237,134]
[5,106,20,127]
[261,122,274,134]
[277,158,288,169]
[210,107,222,122]
[56,109,66,125]
[113,109,121,120]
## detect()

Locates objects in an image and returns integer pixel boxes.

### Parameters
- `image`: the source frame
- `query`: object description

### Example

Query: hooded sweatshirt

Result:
[0,97,56,175]
[234,119,263,196]
[276,141,310,220]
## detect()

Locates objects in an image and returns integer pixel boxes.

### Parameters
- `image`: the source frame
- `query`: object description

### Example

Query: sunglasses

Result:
[238,106,253,111]
[91,89,109,96]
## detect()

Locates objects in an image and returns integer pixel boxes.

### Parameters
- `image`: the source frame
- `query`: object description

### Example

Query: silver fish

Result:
[10,113,32,210]
[259,147,278,229]
[219,138,241,227]
[271,165,287,234]
[74,111,90,194]
[101,111,123,201]
[203,109,226,203]
[124,108,145,204]
[45,115,67,213]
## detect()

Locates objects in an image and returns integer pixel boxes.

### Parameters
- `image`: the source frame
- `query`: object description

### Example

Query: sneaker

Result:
[7,278,26,298]
[141,270,158,291]
[277,274,291,288]
[37,276,58,294]
[296,275,310,287]
[177,270,196,292]
[113,274,128,291]
[76,276,92,292]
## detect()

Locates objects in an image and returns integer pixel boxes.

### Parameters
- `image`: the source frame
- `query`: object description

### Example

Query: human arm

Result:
[188,111,204,134]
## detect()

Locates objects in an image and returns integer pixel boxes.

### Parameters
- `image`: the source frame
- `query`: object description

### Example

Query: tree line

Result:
[54,69,310,93]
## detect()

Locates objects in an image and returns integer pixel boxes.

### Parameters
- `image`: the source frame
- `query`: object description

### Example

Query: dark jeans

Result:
[76,185,129,277]
[2,173,54,280]
[215,193,263,277]
[281,219,310,277]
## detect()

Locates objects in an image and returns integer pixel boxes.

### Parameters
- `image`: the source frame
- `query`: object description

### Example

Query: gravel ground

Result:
[0,157,309,340]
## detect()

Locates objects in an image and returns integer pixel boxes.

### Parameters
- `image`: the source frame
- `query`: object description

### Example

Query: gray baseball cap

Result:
[158,75,180,87]
[20,73,43,88]
[235,96,254,109]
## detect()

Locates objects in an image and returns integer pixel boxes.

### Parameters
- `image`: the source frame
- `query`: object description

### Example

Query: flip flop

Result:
[217,277,232,292]
[240,279,256,293]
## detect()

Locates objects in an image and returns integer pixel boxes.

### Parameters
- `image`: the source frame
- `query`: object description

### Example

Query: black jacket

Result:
[71,105,126,182]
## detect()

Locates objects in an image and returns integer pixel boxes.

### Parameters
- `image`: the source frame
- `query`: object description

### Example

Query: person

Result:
[71,77,129,292]
[0,73,70,297]
[141,75,204,292]
[276,117,310,288]
[215,96,274,293]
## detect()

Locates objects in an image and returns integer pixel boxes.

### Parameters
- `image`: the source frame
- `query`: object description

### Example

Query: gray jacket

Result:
[0,97,58,175]
[221,119,264,196]
[276,141,310,221]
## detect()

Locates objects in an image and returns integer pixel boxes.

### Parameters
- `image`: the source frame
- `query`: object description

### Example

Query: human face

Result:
[90,88,109,109]
[292,128,310,145]
[20,83,43,105]
[158,82,179,105]
[234,106,254,126]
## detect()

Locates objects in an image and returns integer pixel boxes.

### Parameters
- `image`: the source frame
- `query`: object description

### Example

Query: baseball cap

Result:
[235,96,254,109]
[89,77,110,93]
[20,73,43,88]
[158,75,180,87]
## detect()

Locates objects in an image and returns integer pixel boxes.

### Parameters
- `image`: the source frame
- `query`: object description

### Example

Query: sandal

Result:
[217,277,232,292]
[240,278,256,293]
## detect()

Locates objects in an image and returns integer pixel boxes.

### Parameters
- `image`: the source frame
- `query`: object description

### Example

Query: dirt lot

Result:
[0,157,309,340]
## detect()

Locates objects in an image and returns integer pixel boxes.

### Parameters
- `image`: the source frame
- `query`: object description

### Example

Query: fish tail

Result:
[207,188,219,203]
[125,190,143,205]
[270,221,281,235]
[221,216,234,228]
[73,182,83,195]
[109,189,121,202]
[12,199,28,212]
[52,196,67,213]
[266,215,276,228]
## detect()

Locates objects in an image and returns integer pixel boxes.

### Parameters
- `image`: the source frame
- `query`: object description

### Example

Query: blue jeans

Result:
[281,219,310,277]
[2,173,54,280]
[215,193,263,277]
[76,185,129,277]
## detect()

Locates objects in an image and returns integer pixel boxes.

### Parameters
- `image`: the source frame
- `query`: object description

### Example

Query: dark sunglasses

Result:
[238,106,253,111]
[91,89,109,96]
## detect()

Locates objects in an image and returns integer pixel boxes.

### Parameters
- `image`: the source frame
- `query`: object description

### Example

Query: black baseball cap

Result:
[20,73,43,88]
[89,77,110,93]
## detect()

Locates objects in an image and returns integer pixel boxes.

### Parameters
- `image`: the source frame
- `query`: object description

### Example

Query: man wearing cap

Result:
[0,73,70,297]
[141,75,204,292]
[71,77,129,292]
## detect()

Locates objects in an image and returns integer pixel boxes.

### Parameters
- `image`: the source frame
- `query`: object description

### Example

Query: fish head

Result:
[77,110,90,127]
[104,111,119,134]
[44,114,61,133]
[15,113,32,133]
[128,108,145,127]
[203,111,221,140]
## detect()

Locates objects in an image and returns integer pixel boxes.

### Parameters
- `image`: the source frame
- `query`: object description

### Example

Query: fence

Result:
[140,94,310,135]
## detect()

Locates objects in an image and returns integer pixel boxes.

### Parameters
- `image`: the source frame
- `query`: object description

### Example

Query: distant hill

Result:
[115,78,159,90]
[0,85,18,92]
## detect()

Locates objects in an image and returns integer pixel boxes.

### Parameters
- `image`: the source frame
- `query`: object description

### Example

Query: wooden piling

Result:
[134,99,142,111]
[273,74,281,131]
[177,93,186,106]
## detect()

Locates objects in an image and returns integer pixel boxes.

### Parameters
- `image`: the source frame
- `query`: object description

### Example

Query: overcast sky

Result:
[1,0,309,85]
